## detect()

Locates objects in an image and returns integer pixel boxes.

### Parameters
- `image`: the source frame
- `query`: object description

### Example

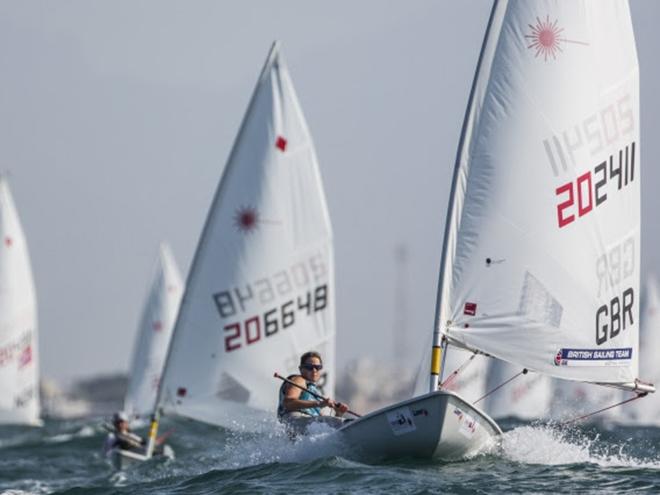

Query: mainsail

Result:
[0,177,40,425]
[124,243,183,419]
[431,0,648,392]
[154,42,335,428]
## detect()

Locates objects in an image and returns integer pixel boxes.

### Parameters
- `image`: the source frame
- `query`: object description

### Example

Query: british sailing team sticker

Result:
[553,348,632,367]
[386,407,416,436]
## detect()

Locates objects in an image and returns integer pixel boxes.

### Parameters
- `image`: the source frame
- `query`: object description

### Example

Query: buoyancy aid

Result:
[277,375,323,417]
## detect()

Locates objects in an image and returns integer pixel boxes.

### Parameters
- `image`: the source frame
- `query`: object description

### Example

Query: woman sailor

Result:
[277,351,349,434]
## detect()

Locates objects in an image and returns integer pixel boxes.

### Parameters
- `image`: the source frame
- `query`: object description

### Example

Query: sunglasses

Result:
[301,364,323,371]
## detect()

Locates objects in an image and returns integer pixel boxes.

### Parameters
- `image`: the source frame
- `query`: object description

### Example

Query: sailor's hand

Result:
[319,398,334,409]
[334,402,349,416]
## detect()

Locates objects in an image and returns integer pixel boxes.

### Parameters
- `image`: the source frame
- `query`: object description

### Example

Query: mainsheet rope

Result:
[560,392,648,425]
[474,368,528,405]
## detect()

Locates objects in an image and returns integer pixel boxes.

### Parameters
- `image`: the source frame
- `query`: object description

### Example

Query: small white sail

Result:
[156,42,335,427]
[484,360,553,420]
[124,243,183,419]
[435,0,644,390]
[0,177,40,425]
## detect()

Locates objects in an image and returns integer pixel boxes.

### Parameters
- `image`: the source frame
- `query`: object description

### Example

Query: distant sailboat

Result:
[142,41,335,457]
[338,0,652,461]
[619,276,660,425]
[0,177,40,426]
[484,360,552,421]
[124,243,183,420]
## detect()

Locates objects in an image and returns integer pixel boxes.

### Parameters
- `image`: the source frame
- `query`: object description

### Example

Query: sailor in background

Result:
[103,411,145,454]
[277,351,349,435]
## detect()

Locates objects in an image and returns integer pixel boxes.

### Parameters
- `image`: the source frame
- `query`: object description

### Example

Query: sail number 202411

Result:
[555,142,635,228]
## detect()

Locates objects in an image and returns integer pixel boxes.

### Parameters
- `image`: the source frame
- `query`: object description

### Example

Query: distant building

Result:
[40,373,128,419]
[336,358,414,414]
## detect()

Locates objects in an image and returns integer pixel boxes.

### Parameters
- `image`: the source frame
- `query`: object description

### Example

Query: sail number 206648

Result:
[555,142,635,228]
[222,285,328,352]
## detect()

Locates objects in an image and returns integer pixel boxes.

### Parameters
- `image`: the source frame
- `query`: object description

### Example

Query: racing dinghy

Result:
[338,0,653,461]
[143,41,335,456]
[108,243,182,467]
[107,444,175,470]
[0,176,40,426]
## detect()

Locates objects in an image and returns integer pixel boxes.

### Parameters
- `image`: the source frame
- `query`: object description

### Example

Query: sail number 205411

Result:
[555,142,635,228]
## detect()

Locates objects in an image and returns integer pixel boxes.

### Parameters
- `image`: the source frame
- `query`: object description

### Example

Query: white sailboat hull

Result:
[337,390,501,461]
[109,444,174,470]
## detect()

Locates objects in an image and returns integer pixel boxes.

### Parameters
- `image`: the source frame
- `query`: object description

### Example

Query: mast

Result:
[146,42,282,457]
[429,0,503,392]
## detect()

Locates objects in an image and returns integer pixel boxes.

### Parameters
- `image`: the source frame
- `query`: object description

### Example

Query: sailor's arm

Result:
[282,377,327,412]
[116,431,145,448]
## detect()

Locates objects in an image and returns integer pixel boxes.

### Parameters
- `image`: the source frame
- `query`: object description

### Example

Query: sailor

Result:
[103,411,145,454]
[277,351,349,434]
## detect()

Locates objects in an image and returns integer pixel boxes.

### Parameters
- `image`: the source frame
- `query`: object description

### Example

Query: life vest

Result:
[277,375,323,417]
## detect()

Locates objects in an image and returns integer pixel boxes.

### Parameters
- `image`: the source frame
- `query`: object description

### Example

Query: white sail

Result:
[619,276,660,424]
[435,0,643,389]
[484,360,553,420]
[124,243,183,419]
[0,177,40,425]
[157,42,335,427]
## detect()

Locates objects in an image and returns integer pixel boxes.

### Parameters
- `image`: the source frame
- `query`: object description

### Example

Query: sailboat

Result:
[124,243,183,420]
[142,41,335,457]
[107,243,182,467]
[337,0,652,461]
[0,176,40,426]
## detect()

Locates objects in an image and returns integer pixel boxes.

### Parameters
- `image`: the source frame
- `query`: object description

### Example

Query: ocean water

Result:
[1,416,659,494]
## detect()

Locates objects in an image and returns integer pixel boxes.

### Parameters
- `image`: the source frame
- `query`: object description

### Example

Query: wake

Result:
[219,419,347,468]
[499,423,660,469]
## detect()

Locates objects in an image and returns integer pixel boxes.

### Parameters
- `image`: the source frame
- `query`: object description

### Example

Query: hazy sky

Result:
[1,1,659,383]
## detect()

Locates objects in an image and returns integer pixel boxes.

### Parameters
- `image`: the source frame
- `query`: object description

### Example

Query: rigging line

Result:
[474,368,528,405]
[560,392,648,425]
[440,352,477,389]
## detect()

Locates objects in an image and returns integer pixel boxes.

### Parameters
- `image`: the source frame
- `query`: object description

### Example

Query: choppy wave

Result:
[1,417,659,494]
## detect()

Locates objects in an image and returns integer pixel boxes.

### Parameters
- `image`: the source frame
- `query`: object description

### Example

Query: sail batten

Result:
[433,1,644,389]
